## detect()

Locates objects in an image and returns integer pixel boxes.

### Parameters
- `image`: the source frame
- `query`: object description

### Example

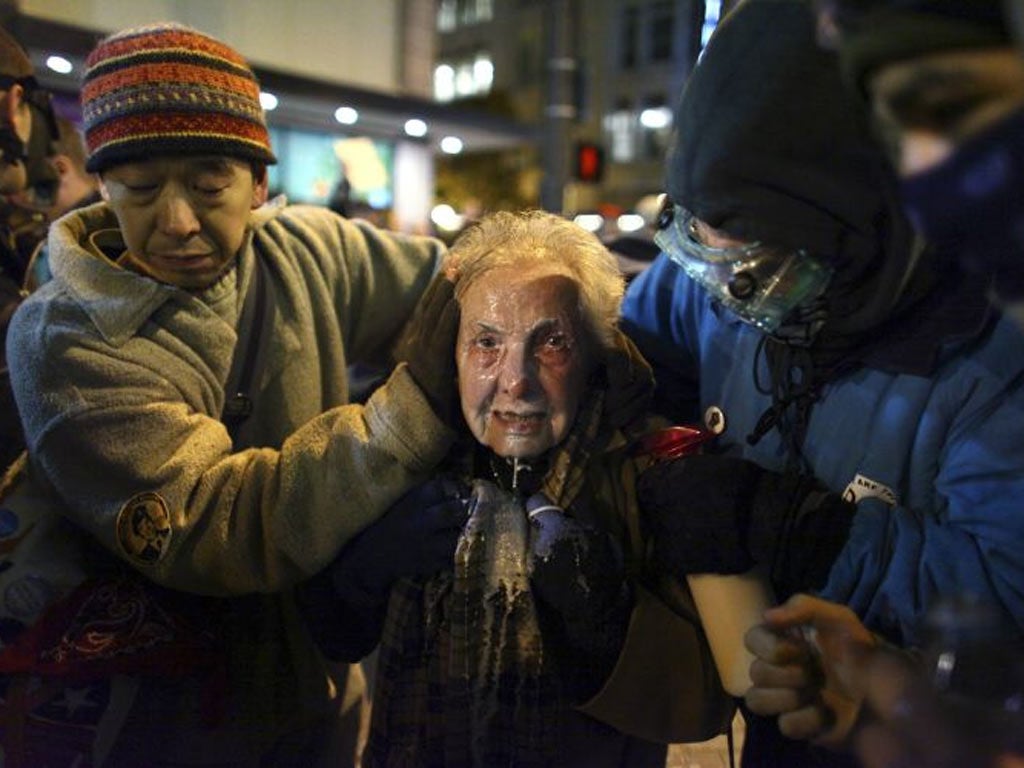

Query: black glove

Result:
[295,477,470,660]
[527,494,631,701]
[637,455,856,599]
[398,272,462,428]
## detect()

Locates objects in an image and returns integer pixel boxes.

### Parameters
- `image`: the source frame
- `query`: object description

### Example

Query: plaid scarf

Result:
[364,481,562,768]
[365,405,610,767]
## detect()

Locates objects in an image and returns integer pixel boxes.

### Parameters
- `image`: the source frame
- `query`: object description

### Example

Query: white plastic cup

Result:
[687,568,776,696]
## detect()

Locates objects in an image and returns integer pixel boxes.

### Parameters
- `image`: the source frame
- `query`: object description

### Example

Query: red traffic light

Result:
[575,142,604,183]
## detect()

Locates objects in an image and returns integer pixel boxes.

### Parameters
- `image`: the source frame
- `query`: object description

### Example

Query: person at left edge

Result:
[5,22,459,768]
[0,24,58,470]
[14,115,104,292]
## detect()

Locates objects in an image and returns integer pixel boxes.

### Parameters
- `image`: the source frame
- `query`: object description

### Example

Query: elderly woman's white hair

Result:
[447,209,625,347]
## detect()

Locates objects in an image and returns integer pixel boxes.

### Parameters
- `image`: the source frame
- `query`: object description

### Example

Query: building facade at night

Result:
[432,0,740,226]
[5,0,739,232]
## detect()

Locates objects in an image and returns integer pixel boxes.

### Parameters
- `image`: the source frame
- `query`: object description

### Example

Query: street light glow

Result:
[405,119,428,137]
[440,136,463,154]
[640,107,672,130]
[573,214,604,233]
[431,204,464,232]
[617,214,646,233]
[334,106,359,125]
[46,55,73,75]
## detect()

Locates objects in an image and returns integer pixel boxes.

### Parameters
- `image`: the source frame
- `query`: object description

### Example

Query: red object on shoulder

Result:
[633,425,715,461]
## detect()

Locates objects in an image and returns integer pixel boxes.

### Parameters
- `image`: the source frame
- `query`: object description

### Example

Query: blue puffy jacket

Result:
[622,254,1024,646]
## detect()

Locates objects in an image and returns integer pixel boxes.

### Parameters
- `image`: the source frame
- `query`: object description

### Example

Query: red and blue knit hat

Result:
[81,22,277,173]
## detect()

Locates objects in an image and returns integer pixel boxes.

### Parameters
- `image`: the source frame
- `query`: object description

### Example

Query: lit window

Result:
[701,0,722,51]
[436,53,493,101]
[434,64,456,102]
[458,0,493,26]
[604,107,636,163]
[473,54,494,93]
[640,99,671,160]
[438,0,457,32]
[455,63,475,97]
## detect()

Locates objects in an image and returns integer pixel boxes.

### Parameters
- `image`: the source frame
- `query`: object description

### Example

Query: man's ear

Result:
[2,84,30,143]
[98,177,111,201]
[251,166,269,209]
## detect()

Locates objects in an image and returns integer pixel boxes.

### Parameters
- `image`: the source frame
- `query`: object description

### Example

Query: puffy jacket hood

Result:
[666,0,919,337]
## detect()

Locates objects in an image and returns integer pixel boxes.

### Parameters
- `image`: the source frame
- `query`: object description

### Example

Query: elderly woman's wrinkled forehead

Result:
[457,263,584,333]
[454,247,569,294]
[446,209,626,347]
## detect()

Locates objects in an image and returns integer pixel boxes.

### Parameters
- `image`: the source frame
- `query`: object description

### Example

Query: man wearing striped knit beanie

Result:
[4,22,466,768]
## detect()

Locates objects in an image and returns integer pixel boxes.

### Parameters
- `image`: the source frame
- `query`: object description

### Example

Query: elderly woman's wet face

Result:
[457,265,595,459]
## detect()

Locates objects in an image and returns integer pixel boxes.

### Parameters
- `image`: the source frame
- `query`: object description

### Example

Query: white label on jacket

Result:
[842,474,898,507]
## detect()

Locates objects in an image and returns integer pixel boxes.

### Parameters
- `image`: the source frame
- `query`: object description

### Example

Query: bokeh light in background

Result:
[404,119,428,138]
[45,55,72,74]
[431,203,464,233]
[334,106,359,125]
[259,91,279,111]
[440,136,464,154]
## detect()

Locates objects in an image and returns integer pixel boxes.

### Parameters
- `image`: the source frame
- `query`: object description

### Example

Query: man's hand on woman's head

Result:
[399,272,463,429]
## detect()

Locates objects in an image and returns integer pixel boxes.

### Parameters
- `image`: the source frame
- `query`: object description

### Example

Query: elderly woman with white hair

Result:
[298,210,732,767]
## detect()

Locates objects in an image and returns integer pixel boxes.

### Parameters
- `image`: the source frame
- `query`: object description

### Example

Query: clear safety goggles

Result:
[654,202,834,333]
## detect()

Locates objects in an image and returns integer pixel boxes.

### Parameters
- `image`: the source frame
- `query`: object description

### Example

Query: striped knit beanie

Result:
[81,22,276,173]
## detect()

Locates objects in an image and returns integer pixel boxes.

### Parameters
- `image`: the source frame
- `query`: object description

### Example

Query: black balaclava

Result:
[665,0,927,457]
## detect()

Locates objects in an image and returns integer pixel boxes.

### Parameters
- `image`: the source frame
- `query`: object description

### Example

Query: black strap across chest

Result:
[220,255,272,447]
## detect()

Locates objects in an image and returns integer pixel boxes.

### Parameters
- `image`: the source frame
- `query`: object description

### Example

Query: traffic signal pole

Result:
[540,0,577,214]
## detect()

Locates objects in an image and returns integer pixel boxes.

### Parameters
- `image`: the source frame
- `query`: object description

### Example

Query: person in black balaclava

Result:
[0,24,58,470]
[738,3,1024,768]
[621,0,1024,766]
